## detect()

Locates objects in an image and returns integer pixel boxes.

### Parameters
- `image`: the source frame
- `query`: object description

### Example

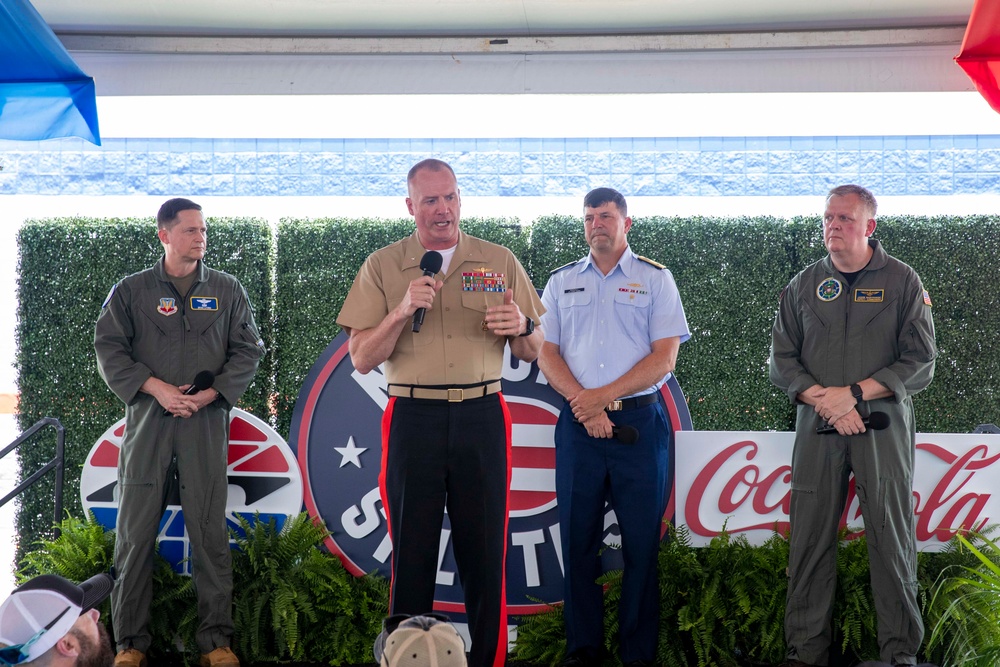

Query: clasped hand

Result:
[812,385,866,435]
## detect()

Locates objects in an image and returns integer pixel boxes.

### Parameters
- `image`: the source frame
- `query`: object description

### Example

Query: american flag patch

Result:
[923,289,932,307]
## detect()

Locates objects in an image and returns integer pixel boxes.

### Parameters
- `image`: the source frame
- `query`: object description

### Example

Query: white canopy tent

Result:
[38,0,975,97]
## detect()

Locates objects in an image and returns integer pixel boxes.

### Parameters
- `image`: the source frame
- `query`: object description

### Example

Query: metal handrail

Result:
[0,417,65,538]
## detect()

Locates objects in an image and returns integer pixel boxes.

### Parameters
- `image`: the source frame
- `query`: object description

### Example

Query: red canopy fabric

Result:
[956,0,1000,115]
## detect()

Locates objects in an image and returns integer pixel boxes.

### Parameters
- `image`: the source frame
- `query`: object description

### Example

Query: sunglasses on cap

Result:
[0,606,71,666]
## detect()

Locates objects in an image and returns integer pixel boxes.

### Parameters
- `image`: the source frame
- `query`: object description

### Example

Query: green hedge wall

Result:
[14,213,1000,560]
[14,218,274,561]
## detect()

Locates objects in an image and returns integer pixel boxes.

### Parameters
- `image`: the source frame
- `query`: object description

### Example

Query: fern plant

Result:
[18,513,115,583]
[16,513,200,664]
[510,601,568,667]
[923,530,1000,666]
[229,511,388,665]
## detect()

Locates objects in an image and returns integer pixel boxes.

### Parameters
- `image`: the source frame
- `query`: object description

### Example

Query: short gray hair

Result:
[827,184,877,218]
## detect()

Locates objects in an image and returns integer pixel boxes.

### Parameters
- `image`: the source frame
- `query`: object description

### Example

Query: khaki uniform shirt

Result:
[337,230,544,386]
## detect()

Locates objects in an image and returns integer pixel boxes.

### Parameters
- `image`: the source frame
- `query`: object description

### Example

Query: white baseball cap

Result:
[379,615,467,667]
[0,573,113,665]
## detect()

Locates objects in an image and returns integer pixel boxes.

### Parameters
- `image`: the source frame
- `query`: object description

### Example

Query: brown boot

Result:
[200,647,240,667]
[114,648,147,667]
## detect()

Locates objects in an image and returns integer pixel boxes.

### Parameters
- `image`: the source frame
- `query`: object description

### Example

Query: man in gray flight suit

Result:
[94,198,265,667]
[769,184,936,667]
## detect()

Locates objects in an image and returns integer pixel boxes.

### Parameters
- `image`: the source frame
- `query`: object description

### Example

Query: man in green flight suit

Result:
[769,184,936,667]
[94,198,265,667]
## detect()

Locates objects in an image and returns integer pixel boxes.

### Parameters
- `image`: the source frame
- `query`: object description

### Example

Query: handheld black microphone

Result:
[816,411,890,435]
[163,370,215,416]
[613,425,640,445]
[412,250,443,333]
[574,419,640,444]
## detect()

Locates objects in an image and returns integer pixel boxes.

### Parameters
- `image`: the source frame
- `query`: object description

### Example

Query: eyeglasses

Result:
[0,606,71,666]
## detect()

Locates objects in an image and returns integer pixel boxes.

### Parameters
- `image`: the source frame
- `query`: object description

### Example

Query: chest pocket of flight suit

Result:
[861,297,902,373]
[613,289,650,333]
[138,308,169,339]
[799,299,830,381]
[193,307,229,365]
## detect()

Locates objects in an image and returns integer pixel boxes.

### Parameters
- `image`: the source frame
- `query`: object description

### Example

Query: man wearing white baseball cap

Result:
[0,573,114,667]
[375,614,468,667]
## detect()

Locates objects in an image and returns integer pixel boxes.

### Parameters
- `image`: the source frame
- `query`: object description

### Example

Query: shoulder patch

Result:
[636,255,666,270]
[550,259,582,274]
[101,283,119,309]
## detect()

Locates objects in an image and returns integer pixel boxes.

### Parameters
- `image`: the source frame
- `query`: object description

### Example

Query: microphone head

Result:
[615,425,640,445]
[420,250,443,275]
[868,411,891,430]
[193,370,215,391]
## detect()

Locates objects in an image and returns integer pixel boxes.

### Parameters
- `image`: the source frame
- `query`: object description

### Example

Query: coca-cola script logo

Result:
[675,431,1000,550]
[289,331,692,616]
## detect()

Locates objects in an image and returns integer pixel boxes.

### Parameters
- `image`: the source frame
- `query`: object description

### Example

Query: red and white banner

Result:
[676,431,1000,551]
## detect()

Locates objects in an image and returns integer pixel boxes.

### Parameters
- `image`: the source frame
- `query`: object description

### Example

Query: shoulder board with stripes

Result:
[636,256,666,269]
[550,259,583,274]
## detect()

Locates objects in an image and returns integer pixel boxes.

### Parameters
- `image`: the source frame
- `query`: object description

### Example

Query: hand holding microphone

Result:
[816,410,890,435]
[412,250,443,333]
[612,424,640,444]
[163,370,215,416]
[574,418,639,444]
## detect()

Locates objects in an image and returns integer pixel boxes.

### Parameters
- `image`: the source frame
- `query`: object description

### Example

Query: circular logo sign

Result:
[81,409,304,574]
[290,331,692,615]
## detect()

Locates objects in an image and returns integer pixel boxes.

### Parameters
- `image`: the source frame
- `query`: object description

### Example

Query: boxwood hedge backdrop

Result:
[13,213,1000,562]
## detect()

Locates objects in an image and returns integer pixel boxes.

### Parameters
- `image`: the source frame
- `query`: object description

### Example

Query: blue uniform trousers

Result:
[555,398,671,663]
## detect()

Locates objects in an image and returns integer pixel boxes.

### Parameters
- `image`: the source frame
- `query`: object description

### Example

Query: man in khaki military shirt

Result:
[337,159,544,667]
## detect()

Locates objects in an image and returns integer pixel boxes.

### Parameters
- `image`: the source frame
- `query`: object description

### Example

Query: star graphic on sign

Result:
[335,436,367,468]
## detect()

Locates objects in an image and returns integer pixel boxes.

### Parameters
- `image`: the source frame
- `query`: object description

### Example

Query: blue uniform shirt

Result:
[540,247,690,397]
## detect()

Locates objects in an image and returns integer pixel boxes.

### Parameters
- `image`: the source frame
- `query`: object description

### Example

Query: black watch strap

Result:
[850,383,864,403]
[519,317,535,337]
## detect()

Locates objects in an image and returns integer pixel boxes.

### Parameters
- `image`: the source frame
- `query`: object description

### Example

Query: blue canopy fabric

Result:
[0,0,100,144]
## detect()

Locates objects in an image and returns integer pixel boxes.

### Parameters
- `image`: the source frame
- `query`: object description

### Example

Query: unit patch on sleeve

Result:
[191,296,219,311]
[854,288,884,303]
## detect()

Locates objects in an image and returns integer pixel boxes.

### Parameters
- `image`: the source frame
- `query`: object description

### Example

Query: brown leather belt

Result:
[387,380,502,403]
[606,392,659,412]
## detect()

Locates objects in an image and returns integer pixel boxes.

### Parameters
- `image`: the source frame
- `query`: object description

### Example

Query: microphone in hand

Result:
[163,370,215,416]
[412,250,443,333]
[613,425,640,444]
[816,410,890,435]
[574,419,640,444]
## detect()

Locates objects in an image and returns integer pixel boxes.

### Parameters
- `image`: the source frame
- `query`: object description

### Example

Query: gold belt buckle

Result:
[448,388,464,402]
[607,400,622,412]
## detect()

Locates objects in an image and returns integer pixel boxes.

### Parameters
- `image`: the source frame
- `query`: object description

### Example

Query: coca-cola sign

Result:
[675,431,1000,550]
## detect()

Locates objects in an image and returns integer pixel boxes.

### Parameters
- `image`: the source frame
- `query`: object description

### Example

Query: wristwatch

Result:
[519,317,535,337]
[850,383,864,404]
